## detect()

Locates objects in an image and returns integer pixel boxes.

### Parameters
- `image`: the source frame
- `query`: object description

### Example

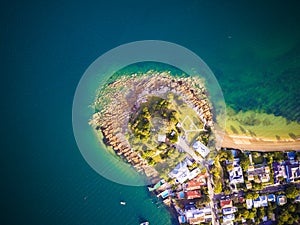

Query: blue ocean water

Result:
[2,0,300,225]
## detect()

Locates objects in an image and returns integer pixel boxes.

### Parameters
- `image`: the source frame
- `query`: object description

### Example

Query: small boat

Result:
[140,222,149,225]
[120,201,126,205]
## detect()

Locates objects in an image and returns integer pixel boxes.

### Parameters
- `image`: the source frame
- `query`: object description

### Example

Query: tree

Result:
[257,207,265,220]
[286,185,299,199]
[239,153,250,171]
[214,182,222,194]
[246,191,259,200]
[273,151,285,161]
[248,211,256,219]
[218,149,234,162]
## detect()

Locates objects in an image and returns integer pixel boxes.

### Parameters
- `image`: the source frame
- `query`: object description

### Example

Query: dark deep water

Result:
[2,0,300,224]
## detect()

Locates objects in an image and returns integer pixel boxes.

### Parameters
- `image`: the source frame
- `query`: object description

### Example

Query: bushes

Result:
[285,185,299,199]
[245,191,259,200]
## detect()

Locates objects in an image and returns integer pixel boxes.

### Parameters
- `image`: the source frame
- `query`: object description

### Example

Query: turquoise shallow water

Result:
[2,0,300,225]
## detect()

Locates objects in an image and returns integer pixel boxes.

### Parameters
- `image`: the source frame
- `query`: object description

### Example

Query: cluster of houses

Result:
[176,173,212,224]
[221,150,297,224]
[152,145,300,224]
[228,150,300,189]
[219,199,237,225]
[246,194,287,209]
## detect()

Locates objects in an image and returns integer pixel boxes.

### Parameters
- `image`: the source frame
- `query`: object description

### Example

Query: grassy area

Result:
[222,108,300,140]
[170,94,204,144]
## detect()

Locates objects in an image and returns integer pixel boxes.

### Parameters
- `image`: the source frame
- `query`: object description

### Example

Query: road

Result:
[177,137,219,225]
[177,137,203,163]
[205,165,219,225]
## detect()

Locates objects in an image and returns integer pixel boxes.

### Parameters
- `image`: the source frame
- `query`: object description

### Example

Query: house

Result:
[246,199,253,209]
[248,175,254,181]
[186,180,204,191]
[220,199,233,209]
[247,165,270,183]
[168,161,190,183]
[223,214,235,221]
[246,182,252,189]
[188,168,201,180]
[189,216,205,224]
[285,161,300,183]
[229,159,244,184]
[222,207,237,215]
[186,190,201,200]
[260,196,268,206]
[277,195,287,206]
[253,198,260,208]
[192,140,210,158]
[248,165,255,172]
[273,162,287,184]
[169,159,200,183]
[287,152,296,161]
[185,207,212,224]
[253,196,268,208]
[268,194,276,202]
[157,134,166,142]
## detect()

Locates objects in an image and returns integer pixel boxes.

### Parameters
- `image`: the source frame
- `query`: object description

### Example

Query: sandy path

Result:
[216,131,300,151]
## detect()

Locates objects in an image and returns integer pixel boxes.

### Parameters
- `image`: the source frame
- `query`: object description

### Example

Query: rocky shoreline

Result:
[89,71,213,183]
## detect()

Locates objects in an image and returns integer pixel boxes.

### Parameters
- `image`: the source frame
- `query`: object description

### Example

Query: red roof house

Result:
[186,190,202,200]
[220,199,233,209]
[186,181,203,191]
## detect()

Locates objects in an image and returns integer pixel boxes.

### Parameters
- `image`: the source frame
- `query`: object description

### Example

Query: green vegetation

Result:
[286,185,300,199]
[127,93,209,179]
[210,151,226,194]
[245,191,259,200]
[239,152,250,172]
[251,152,264,164]
[267,196,300,225]
[218,149,234,163]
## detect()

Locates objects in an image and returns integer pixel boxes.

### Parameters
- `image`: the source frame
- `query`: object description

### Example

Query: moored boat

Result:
[140,222,149,225]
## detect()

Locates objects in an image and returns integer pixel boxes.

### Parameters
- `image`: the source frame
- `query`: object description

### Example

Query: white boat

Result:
[140,222,149,225]
[120,201,126,205]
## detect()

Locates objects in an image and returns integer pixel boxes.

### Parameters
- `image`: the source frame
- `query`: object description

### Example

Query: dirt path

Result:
[216,131,300,151]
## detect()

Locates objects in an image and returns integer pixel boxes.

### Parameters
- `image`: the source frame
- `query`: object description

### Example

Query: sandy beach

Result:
[218,132,300,151]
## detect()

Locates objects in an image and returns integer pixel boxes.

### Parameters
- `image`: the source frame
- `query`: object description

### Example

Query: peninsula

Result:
[89,70,300,225]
